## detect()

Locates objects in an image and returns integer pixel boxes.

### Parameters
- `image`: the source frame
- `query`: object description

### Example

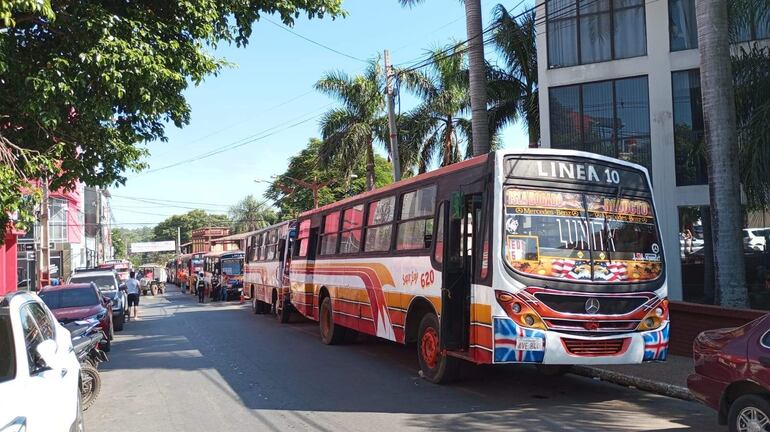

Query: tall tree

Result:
[153,210,230,245]
[696,0,748,308]
[229,195,278,234]
[488,5,539,148]
[399,46,472,172]
[266,138,392,217]
[399,0,490,156]
[315,62,388,191]
[0,0,345,241]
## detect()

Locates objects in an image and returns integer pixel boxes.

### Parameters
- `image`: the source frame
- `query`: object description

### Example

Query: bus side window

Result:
[433,202,445,266]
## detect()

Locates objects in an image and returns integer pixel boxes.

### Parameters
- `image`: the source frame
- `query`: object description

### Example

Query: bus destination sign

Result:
[505,157,647,191]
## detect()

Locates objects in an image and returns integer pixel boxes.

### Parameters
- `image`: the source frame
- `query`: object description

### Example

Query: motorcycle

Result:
[66,319,109,410]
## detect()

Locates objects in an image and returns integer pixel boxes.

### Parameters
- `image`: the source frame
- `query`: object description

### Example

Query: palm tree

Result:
[487,5,539,148]
[399,46,472,173]
[696,0,748,308]
[398,0,490,156]
[315,62,388,191]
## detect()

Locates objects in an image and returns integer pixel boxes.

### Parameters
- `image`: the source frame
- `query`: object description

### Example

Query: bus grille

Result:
[561,337,629,356]
[534,293,647,315]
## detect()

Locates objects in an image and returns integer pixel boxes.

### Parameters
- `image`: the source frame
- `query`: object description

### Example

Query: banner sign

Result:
[130,241,176,254]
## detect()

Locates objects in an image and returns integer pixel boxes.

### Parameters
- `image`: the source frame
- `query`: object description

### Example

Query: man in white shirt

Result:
[125,271,141,320]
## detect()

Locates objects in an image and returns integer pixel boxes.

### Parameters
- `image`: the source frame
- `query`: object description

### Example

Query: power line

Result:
[138,104,331,175]
[110,194,233,208]
[263,17,369,64]
[183,89,317,146]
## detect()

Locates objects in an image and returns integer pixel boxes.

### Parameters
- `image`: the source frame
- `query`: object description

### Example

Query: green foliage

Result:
[266,138,392,217]
[229,195,278,233]
[733,46,770,209]
[0,0,344,242]
[399,45,472,172]
[111,228,127,259]
[153,209,230,244]
[487,5,539,147]
[315,61,389,190]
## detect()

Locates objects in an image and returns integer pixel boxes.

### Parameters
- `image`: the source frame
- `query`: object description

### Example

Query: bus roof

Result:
[299,154,489,218]
[204,250,244,258]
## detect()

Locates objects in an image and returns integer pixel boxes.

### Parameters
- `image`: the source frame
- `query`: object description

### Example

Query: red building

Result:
[1,224,24,295]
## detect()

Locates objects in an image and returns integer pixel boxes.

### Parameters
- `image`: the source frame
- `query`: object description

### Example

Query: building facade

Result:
[16,183,113,289]
[536,0,770,302]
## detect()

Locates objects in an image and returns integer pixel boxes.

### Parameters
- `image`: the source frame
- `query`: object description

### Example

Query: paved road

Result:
[85,285,722,432]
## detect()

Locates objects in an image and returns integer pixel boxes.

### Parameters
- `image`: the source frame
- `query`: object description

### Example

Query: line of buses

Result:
[168,150,670,383]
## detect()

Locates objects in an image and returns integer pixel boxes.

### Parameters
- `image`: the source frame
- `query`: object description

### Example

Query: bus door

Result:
[440,192,482,350]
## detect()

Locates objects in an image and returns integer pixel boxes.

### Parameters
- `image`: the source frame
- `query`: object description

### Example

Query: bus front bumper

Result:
[492,317,669,365]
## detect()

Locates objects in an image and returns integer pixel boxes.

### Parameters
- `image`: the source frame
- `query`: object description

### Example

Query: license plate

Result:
[516,337,544,351]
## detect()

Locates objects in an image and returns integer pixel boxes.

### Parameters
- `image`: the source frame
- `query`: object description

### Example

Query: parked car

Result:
[743,228,770,252]
[69,270,127,331]
[688,314,770,432]
[0,291,83,432]
[38,282,114,352]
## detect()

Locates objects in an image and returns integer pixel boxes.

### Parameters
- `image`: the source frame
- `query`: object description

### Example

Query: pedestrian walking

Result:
[126,271,141,320]
[196,272,206,303]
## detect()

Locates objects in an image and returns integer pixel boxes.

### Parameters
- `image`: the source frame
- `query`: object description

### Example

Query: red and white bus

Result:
[243,221,294,322]
[287,149,668,383]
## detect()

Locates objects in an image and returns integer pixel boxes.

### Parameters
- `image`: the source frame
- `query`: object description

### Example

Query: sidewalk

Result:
[570,355,694,400]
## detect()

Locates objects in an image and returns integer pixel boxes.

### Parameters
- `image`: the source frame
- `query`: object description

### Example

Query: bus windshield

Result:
[503,188,662,283]
[222,259,242,275]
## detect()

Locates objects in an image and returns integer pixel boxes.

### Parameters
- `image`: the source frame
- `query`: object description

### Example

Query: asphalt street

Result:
[84,285,723,432]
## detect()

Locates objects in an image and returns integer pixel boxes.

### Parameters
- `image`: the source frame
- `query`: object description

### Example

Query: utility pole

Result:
[38,178,50,290]
[176,226,181,255]
[384,50,401,182]
[280,176,334,209]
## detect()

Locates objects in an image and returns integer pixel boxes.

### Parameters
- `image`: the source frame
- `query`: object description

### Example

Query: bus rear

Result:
[493,151,667,365]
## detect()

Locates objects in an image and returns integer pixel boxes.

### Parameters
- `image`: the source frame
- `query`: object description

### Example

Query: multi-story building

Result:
[535,0,770,303]
[16,183,113,289]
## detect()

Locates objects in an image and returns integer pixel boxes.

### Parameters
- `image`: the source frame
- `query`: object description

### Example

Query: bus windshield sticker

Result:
[503,188,662,283]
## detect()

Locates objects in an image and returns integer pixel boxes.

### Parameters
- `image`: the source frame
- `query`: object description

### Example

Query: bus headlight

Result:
[495,290,546,330]
[637,300,668,331]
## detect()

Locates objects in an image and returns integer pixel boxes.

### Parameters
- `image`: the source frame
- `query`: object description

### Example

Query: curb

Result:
[571,366,694,401]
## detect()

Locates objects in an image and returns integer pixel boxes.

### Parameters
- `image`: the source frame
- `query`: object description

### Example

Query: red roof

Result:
[300,155,489,218]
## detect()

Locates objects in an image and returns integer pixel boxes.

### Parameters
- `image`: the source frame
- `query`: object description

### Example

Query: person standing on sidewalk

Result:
[196,271,206,303]
[125,271,141,320]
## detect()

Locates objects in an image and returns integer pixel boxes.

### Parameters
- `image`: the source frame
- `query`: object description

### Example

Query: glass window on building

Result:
[680,206,770,310]
[547,0,646,68]
[734,7,770,42]
[669,0,698,51]
[49,198,68,244]
[549,76,652,170]
[672,69,707,186]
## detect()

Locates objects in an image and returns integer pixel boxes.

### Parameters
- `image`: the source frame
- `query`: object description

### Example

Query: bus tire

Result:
[417,313,459,384]
[275,292,291,324]
[252,296,262,314]
[319,296,346,345]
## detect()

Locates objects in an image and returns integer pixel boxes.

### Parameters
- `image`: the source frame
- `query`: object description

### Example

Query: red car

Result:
[38,282,114,352]
[688,314,770,432]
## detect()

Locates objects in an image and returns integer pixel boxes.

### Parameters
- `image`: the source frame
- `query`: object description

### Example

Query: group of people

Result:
[190,272,229,303]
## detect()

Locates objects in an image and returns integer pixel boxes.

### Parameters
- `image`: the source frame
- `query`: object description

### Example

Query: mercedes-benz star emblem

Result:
[585,298,601,315]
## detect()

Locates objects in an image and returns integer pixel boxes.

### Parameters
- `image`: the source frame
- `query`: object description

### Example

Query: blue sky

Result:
[110,0,530,229]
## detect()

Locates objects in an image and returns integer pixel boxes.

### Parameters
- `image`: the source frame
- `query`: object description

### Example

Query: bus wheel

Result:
[417,313,459,384]
[252,297,262,315]
[275,295,291,324]
[319,296,345,345]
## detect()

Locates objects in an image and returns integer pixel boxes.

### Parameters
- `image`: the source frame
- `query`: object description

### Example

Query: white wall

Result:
[535,0,711,300]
